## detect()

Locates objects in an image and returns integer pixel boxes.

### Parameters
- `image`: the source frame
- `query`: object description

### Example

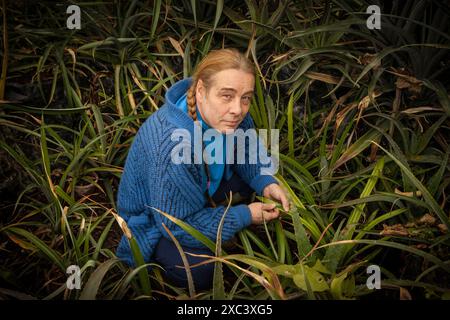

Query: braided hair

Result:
[186,85,198,122]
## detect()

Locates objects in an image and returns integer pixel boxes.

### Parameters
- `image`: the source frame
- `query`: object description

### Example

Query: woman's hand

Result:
[247,202,279,224]
[263,183,290,212]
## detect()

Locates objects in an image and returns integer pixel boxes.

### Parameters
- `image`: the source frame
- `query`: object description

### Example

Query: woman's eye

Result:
[242,96,252,104]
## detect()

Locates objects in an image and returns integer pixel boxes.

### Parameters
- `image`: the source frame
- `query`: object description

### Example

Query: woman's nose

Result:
[229,98,242,115]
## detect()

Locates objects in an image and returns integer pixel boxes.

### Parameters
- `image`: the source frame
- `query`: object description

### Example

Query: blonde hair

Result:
[186,48,255,122]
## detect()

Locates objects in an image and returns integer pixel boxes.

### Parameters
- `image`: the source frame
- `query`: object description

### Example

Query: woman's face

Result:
[196,68,254,133]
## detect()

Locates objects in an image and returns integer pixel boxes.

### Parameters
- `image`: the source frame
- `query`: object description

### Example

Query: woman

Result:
[116,48,290,290]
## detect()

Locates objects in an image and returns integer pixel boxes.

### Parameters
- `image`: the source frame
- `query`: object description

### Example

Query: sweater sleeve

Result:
[149,157,252,248]
[230,114,279,196]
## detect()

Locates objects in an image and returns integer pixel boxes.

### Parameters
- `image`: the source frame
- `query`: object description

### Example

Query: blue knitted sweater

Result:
[116,78,278,266]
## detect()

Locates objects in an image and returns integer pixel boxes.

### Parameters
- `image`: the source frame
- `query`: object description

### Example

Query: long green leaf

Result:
[80,259,119,300]
[6,227,65,271]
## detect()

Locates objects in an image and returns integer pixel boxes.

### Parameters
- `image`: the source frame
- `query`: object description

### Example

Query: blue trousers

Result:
[153,173,253,290]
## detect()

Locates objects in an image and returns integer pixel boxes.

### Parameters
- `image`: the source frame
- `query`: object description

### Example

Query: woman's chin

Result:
[220,125,239,134]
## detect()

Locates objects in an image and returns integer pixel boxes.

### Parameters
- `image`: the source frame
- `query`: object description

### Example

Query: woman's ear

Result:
[196,79,205,106]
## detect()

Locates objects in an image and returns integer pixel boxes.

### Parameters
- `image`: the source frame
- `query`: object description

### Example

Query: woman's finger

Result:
[263,209,279,220]
[270,208,280,219]
[280,193,290,212]
[262,202,276,211]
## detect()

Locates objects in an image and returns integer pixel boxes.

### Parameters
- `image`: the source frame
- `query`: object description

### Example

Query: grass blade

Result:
[161,223,196,298]
[80,259,119,300]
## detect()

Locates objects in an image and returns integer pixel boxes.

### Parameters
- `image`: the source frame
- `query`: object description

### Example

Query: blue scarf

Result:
[175,93,233,196]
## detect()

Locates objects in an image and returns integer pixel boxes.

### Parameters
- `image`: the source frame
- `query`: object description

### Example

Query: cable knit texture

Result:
[116,78,278,266]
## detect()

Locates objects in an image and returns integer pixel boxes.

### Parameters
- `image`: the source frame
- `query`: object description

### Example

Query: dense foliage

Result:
[0,0,449,299]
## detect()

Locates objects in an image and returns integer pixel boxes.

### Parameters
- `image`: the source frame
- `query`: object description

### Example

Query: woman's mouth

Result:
[223,120,239,126]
